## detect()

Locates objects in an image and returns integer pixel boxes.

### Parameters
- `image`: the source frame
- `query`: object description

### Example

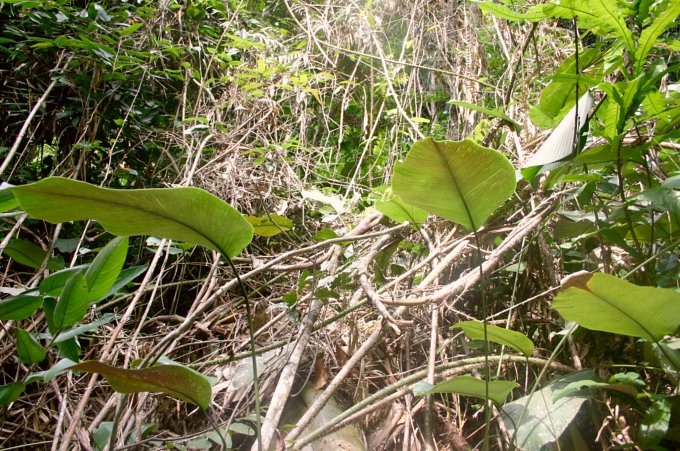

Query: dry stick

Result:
[357,234,410,332]
[253,215,391,449]
[289,356,572,450]
[379,195,560,306]
[285,324,385,443]
[146,212,391,359]
[424,303,439,451]
[251,299,324,451]
[0,214,28,345]
[0,53,66,178]
[58,245,167,451]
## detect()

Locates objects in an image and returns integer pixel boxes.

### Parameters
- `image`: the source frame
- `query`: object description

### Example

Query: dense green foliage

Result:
[1,0,679,449]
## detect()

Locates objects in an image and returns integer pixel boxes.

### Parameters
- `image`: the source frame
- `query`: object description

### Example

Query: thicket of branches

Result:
[1,1,679,450]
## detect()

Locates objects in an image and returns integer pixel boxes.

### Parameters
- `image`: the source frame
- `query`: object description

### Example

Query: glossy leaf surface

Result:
[393,138,516,231]
[84,236,128,302]
[0,294,43,320]
[453,321,535,357]
[16,328,46,364]
[72,361,213,409]
[11,177,253,258]
[553,273,680,341]
[414,375,515,405]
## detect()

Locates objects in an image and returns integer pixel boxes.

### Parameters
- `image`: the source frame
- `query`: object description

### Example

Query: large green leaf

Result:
[10,177,253,258]
[54,313,116,343]
[84,236,128,303]
[39,265,88,297]
[16,328,46,364]
[501,371,595,449]
[246,214,293,237]
[392,138,516,231]
[375,191,428,225]
[552,273,680,341]
[53,273,89,330]
[0,382,26,406]
[0,294,43,320]
[413,375,516,405]
[4,239,63,271]
[0,188,18,213]
[72,361,213,409]
[453,321,535,357]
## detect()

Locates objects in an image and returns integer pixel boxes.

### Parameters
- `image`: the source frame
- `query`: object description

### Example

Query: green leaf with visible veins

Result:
[84,236,128,303]
[53,273,89,330]
[453,321,535,357]
[414,375,516,405]
[393,138,515,232]
[72,361,213,409]
[10,177,253,258]
[553,273,680,341]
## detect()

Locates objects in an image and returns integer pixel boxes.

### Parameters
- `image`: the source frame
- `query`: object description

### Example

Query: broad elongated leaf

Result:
[72,361,213,409]
[246,214,293,237]
[39,265,88,297]
[0,188,18,213]
[453,321,535,357]
[414,375,516,405]
[4,239,63,270]
[53,273,89,330]
[552,273,680,341]
[501,371,595,449]
[103,264,148,298]
[16,328,46,364]
[84,236,128,302]
[375,193,428,225]
[25,358,78,384]
[0,294,43,320]
[392,138,516,231]
[54,313,116,343]
[0,382,26,406]
[10,177,253,258]
[524,93,593,167]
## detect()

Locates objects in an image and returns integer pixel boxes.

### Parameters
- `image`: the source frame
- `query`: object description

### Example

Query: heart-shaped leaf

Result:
[72,361,213,409]
[413,375,516,405]
[10,177,253,258]
[552,272,680,341]
[393,138,516,231]
[453,320,535,357]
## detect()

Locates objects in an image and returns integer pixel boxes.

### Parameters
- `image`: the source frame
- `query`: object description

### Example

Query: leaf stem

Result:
[222,254,262,451]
